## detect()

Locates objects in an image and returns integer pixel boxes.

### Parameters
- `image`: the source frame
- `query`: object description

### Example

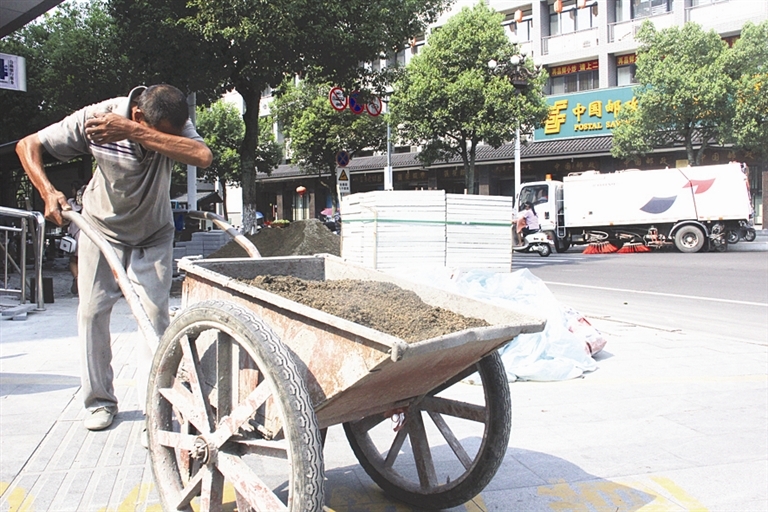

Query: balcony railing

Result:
[608,11,675,43]
[542,27,598,56]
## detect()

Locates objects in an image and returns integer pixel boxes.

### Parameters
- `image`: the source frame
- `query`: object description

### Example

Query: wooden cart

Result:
[64,211,545,512]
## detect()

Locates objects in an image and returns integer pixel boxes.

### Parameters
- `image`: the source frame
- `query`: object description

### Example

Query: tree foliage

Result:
[0,0,129,143]
[195,100,246,217]
[271,79,387,207]
[167,0,448,230]
[390,3,548,193]
[611,21,732,166]
[727,21,768,161]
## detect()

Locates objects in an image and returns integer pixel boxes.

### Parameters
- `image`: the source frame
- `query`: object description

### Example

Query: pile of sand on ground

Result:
[206,219,340,259]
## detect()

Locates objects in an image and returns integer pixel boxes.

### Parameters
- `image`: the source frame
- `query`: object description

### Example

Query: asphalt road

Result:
[512,248,768,345]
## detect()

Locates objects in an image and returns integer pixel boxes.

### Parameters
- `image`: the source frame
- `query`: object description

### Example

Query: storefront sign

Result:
[534,86,638,140]
[549,59,599,77]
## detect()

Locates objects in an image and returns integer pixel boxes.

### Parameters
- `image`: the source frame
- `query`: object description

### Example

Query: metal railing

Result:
[0,206,46,310]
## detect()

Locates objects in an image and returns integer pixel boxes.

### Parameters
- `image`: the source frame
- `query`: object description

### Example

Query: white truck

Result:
[516,162,755,253]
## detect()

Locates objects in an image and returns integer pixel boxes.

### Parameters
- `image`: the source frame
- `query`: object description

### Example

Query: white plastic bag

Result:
[388,267,604,382]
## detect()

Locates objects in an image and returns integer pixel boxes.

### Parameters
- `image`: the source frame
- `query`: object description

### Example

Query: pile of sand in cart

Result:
[206,219,340,259]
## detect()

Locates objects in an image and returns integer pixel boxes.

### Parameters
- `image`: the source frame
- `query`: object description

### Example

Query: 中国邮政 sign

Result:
[534,86,637,141]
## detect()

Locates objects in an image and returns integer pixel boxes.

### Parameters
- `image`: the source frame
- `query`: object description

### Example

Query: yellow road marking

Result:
[1,483,34,512]
[538,477,709,511]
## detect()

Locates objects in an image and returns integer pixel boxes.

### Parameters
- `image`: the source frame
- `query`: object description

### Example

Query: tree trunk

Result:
[469,141,478,194]
[461,143,472,194]
[239,85,263,234]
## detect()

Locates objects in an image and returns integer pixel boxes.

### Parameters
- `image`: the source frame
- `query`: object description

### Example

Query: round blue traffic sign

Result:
[348,91,365,115]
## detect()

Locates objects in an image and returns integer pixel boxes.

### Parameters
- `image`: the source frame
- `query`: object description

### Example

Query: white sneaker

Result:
[84,407,114,431]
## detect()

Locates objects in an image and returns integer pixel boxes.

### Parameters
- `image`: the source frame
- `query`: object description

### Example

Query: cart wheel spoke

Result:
[180,334,215,431]
[154,429,197,451]
[384,427,408,469]
[158,384,211,435]
[216,451,288,511]
[200,465,224,512]
[407,409,437,489]
[209,379,272,448]
[231,438,288,459]
[427,410,472,470]
[420,395,486,423]
[174,467,205,510]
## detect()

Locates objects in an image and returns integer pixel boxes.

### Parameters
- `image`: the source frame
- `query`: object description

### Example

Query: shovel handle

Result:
[188,210,261,258]
[61,210,160,352]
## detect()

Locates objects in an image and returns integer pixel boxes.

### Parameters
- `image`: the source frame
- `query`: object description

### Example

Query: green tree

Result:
[195,100,283,219]
[611,21,732,166]
[727,21,768,162]
[272,79,387,208]
[195,100,246,219]
[0,0,128,143]
[390,2,548,193]
[164,0,447,231]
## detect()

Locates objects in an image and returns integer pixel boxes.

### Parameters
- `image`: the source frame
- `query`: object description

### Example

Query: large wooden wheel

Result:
[147,300,325,512]
[343,352,511,510]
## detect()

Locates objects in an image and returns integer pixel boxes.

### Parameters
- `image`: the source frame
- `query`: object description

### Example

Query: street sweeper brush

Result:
[582,241,619,254]
[617,242,652,253]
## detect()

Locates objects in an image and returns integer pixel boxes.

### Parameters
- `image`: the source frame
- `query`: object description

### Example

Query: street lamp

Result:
[489,43,542,201]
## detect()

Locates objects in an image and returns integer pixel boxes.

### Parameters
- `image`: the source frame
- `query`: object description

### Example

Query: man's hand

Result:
[85,113,136,145]
[44,190,71,226]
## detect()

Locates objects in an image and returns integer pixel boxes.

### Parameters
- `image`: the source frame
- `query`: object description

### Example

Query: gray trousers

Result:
[77,232,173,414]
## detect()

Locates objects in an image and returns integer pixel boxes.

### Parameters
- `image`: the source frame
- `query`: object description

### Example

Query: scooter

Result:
[513,230,554,257]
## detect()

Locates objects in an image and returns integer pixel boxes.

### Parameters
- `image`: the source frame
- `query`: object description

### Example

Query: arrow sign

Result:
[366,96,383,117]
[348,91,365,115]
[329,87,347,111]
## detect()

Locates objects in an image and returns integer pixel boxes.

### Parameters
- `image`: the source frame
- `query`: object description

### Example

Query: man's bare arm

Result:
[15,134,70,226]
[85,113,213,168]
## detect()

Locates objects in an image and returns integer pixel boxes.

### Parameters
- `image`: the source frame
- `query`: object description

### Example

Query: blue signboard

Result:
[534,86,638,141]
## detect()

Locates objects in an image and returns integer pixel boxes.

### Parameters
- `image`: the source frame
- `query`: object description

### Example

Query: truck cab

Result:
[516,181,568,252]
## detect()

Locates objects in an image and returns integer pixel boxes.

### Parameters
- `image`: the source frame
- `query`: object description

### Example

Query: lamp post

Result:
[488,43,542,203]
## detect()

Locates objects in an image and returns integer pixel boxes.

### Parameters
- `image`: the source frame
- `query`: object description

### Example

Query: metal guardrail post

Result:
[0,206,46,310]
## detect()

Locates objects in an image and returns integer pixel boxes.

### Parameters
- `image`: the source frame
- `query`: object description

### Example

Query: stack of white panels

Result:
[342,191,513,271]
[446,194,513,271]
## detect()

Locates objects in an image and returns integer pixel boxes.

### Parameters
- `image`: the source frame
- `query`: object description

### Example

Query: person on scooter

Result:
[516,202,540,245]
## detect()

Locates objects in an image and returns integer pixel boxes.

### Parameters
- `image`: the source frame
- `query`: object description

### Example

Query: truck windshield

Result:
[519,185,548,207]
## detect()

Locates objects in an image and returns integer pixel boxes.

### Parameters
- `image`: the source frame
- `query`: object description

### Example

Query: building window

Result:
[616,54,637,86]
[630,0,671,19]
[550,1,598,36]
[617,65,636,85]
[550,70,599,94]
[503,11,533,42]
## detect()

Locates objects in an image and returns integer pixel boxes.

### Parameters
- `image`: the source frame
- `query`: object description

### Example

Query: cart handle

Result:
[188,210,261,259]
[62,210,160,352]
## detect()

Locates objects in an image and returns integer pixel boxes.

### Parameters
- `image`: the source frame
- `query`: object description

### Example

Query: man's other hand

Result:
[85,113,136,145]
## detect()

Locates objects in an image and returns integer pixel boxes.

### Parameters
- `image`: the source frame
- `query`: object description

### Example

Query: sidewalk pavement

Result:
[1,271,766,511]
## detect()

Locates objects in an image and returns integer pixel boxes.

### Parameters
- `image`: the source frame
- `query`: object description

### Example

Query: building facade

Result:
[227,0,767,227]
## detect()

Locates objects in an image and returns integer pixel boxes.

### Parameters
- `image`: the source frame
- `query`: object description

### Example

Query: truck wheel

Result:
[545,231,570,253]
[674,225,705,253]
[744,228,757,242]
